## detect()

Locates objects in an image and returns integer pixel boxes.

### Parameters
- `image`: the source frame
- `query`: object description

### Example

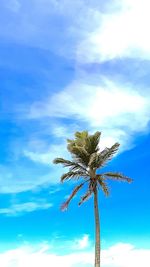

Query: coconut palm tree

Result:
[53,131,133,267]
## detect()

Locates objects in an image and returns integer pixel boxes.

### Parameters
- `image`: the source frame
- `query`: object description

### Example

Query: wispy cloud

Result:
[1,0,150,62]
[23,142,68,165]
[0,0,102,57]
[0,162,62,193]
[4,0,21,12]
[0,200,53,216]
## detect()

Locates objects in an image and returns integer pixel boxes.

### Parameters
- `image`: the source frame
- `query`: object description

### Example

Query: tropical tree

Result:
[53,131,133,267]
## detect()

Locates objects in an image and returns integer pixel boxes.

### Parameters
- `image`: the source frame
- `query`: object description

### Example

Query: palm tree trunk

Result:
[94,187,100,267]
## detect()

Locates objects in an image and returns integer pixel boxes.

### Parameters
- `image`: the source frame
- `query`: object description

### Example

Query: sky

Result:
[0,0,150,266]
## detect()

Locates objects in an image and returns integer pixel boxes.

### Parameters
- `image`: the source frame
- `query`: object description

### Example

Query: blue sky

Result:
[0,0,150,266]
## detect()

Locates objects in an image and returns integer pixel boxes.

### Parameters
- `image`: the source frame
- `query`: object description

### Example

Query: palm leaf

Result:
[67,131,102,166]
[61,183,84,211]
[97,143,120,168]
[67,131,88,148]
[53,158,74,166]
[75,131,88,142]
[53,157,88,172]
[88,152,101,169]
[78,190,92,206]
[86,131,101,154]
[97,176,110,196]
[68,131,101,155]
[103,172,133,183]
[70,146,90,166]
[60,171,88,182]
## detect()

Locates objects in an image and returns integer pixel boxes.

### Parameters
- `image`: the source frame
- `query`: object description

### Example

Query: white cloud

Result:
[77,0,150,63]
[102,242,150,267]
[72,235,90,250]
[0,242,149,267]
[23,150,55,165]
[23,143,68,165]
[28,78,150,151]
[0,200,53,216]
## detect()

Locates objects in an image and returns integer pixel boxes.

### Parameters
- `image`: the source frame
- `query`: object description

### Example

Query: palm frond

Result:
[86,131,101,154]
[88,152,101,169]
[78,190,92,206]
[97,176,110,196]
[97,143,120,168]
[68,146,90,166]
[68,131,101,154]
[53,157,88,173]
[67,131,88,150]
[75,131,88,142]
[103,172,133,183]
[67,131,102,167]
[53,158,72,166]
[61,183,84,211]
[60,171,88,182]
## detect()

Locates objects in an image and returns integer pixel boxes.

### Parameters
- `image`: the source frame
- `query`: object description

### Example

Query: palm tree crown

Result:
[53,131,132,210]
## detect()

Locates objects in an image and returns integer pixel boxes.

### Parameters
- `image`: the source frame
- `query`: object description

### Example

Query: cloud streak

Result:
[0,200,53,216]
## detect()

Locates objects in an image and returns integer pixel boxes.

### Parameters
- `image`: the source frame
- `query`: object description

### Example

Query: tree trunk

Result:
[94,187,100,267]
